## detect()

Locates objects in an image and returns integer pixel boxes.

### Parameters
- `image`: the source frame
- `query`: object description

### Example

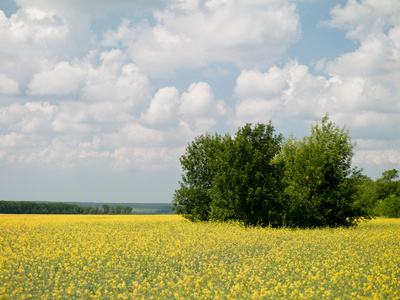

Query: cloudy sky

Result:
[0,0,399,203]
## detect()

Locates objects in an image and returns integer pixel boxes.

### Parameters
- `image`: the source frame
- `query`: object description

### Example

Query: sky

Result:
[0,0,399,203]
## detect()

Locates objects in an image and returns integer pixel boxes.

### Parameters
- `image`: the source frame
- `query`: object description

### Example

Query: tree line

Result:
[172,114,399,228]
[0,201,132,215]
[357,169,400,218]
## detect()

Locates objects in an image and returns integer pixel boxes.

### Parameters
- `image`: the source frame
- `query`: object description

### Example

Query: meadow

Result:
[0,215,399,299]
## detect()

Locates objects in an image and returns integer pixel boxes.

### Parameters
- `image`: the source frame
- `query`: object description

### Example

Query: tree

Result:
[372,169,400,217]
[172,133,224,221]
[173,115,370,228]
[278,114,368,227]
[209,123,285,227]
[353,175,378,216]
[375,169,400,200]
[374,194,400,218]
[378,169,399,183]
[172,122,285,226]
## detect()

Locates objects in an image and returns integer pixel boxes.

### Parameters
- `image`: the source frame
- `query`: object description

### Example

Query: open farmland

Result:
[0,215,399,299]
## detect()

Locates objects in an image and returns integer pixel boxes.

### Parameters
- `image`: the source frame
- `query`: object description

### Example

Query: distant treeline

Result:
[68,202,174,214]
[0,201,132,215]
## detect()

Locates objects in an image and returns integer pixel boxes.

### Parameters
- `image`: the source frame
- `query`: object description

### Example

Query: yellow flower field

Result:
[0,215,399,299]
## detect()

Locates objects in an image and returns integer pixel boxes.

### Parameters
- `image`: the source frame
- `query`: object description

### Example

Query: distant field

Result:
[0,215,399,299]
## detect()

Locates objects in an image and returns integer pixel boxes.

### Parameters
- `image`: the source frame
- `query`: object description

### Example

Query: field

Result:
[0,215,399,299]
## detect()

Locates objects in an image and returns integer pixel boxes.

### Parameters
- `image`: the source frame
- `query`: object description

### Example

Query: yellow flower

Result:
[0,215,399,299]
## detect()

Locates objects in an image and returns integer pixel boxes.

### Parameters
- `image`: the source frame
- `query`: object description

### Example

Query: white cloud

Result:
[324,1,400,112]
[325,33,399,79]
[231,0,400,174]
[141,81,227,138]
[354,149,400,166]
[233,59,400,139]
[103,123,164,147]
[0,73,19,94]
[103,0,300,76]
[83,50,151,104]
[25,137,110,168]
[0,7,84,90]
[86,101,134,123]
[327,0,400,41]
[27,61,87,96]
[0,101,58,133]
[177,82,228,137]
[235,68,290,100]
[0,0,398,180]
[179,82,214,116]
[51,102,90,133]
[233,61,323,124]
[110,146,175,171]
[235,98,282,125]
[0,132,27,148]
[141,87,180,126]
[233,0,400,140]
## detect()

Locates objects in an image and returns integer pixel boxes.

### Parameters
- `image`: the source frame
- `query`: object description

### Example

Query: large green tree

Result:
[172,122,284,226]
[171,133,224,221]
[209,123,285,227]
[279,114,367,227]
[173,115,370,228]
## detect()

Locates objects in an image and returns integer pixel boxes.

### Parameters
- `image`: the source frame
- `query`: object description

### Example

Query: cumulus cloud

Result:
[0,132,27,149]
[1,0,399,178]
[235,68,290,100]
[354,149,400,166]
[141,81,227,136]
[27,61,87,96]
[324,0,400,105]
[232,0,400,162]
[327,0,400,41]
[0,7,91,91]
[180,82,214,116]
[25,137,110,168]
[325,33,400,81]
[102,0,300,76]
[110,146,175,171]
[233,59,400,141]
[233,61,323,124]
[103,123,165,147]
[141,87,180,126]
[83,50,151,104]
[0,102,57,133]
[0,74,19,94]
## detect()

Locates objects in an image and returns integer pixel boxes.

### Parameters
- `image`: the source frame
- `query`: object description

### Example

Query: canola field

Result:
[0,215,399,299]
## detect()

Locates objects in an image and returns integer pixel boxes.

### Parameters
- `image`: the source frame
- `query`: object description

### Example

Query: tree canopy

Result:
[277,115,366,227]
[208,123,285,227]
[356,168,400,218]
[172,114,371,228]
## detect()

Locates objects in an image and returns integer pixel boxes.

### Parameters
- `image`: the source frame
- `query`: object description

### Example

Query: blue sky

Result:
[0,0,399,203]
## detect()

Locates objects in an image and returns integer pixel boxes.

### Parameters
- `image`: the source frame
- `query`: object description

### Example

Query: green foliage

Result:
[173,115,372,228]
[375,169,400,200]
[172,133,224,221]
[364,169,400,218]
[279,114,366,227]
[378,169,399,183]
[172,123,284,226]
[374,195,400,218]
[209,123,285,227]
[353,175,378,216]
